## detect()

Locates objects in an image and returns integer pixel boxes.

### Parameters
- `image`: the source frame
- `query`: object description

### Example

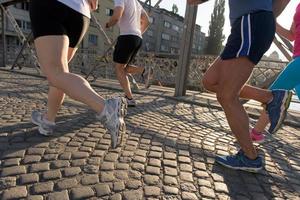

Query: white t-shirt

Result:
[114,0,146,38]
[57,0,91,18]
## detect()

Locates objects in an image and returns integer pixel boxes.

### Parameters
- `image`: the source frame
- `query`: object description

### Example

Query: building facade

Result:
[0,0,119,58]
[142,3,206,55]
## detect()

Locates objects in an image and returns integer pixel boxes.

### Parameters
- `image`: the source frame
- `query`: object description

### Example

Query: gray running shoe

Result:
[142,67,154,89]
[96,97,127,149]
[126,98,137,107]
[31,111,56,136]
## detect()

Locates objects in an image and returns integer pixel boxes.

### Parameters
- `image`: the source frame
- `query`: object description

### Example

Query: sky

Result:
[153,0,298,60]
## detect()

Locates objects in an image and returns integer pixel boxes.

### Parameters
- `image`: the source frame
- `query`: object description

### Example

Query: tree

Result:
[172,4,178,14]
[205,0,225,55]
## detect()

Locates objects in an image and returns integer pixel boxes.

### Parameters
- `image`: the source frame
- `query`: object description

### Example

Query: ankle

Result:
[251,128,262,135]
[125,95,133,100]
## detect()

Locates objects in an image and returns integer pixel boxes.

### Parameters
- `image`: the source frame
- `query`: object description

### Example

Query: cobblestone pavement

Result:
[1,70,300,200]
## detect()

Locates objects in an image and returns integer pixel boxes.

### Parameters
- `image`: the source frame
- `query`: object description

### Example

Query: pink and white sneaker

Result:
[250,129,265,144]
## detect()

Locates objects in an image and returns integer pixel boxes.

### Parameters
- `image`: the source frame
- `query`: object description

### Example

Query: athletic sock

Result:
[125,96,133,100]
[97,103,107,119]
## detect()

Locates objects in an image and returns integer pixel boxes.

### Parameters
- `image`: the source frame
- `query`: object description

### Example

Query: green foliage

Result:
[205,0,225,55]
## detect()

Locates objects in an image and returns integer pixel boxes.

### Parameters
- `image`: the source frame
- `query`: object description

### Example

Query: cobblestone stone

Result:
[56,178,78,190]
[144,175,160,185]
[43,170,62,180]
[123,189,143,200]
[0,177,16,189]
[126,180,142,189]
[2,158,21,167]
[19,173,39,184]
[146,166,160,175]
[70,187,94,199]
[2,186,27,200]
[113,181,125,192]
[94,184,111,197]
[63,167,81,177]
[1,166,26,177]
[81,174,99,185]
[32,182,54,194]
[199,186,216,198]
[101,162,115,170]
[145,186,161,196]
[163,186,179,195]
[46,190,69,200]
[182,192,198,200]
[30,163,50,173]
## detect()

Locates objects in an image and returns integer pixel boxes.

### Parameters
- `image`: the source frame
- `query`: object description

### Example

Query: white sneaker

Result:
[96,97,127,149]
[31,111,56,136]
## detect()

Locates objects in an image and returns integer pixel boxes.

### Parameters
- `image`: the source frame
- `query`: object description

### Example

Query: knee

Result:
[216,91,237,106]
[202,74,215,91]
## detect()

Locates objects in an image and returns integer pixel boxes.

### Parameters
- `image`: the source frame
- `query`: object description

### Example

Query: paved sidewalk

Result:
[0,70,300,200]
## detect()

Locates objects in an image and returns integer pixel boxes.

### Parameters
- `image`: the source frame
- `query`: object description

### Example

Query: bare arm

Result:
[106,7,124,28]
[87,0,98,11]
[140,11,150,34]
[276,22,295,41]
[272,0,290,18]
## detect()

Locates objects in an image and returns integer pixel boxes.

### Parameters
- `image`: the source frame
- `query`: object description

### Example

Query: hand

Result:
[187,0,206,5]
[88,0,98,11]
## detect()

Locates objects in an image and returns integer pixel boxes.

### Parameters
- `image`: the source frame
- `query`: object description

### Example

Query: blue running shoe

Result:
[266,89,292,134]
[216,150,263,173]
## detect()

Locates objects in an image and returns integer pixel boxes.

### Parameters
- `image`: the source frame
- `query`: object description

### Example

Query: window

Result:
[14,2,29,10]
[88,34,98,46]
[162,33,170,41]
[149,17,154,24]
[26,22,31,30]
[171,36,178,42]
[164,21,171,28]
[106,8,114,16]
[147,30,153,37]
[172,25,179,32]
[171,47,178,54]
[160,45,169,52]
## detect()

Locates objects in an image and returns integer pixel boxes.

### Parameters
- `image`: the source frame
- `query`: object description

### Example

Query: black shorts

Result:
[113,35,143,64]
[221,11,275,65]
[29,0,90,48]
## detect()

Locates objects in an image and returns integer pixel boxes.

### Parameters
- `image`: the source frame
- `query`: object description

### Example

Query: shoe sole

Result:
[216,160,262,173]
[252,139,265,144]
[112,97,127,149]
[271,91,293,134]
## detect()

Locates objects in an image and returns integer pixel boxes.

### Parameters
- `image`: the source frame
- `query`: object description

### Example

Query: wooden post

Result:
[1,6,6,68]
[174,4,198,96]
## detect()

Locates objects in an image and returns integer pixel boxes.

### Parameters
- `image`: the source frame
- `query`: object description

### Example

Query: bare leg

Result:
[45,47,77,122]
[115,63,133,99]
[253,111,270,132]
[204,59,273,104]
[125,64,144,75]
[34,36,105,113]
[203,57,257,159]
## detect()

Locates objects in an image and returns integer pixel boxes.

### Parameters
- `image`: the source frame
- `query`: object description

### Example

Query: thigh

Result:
[34,36,70,76]
[216,57,254,95]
